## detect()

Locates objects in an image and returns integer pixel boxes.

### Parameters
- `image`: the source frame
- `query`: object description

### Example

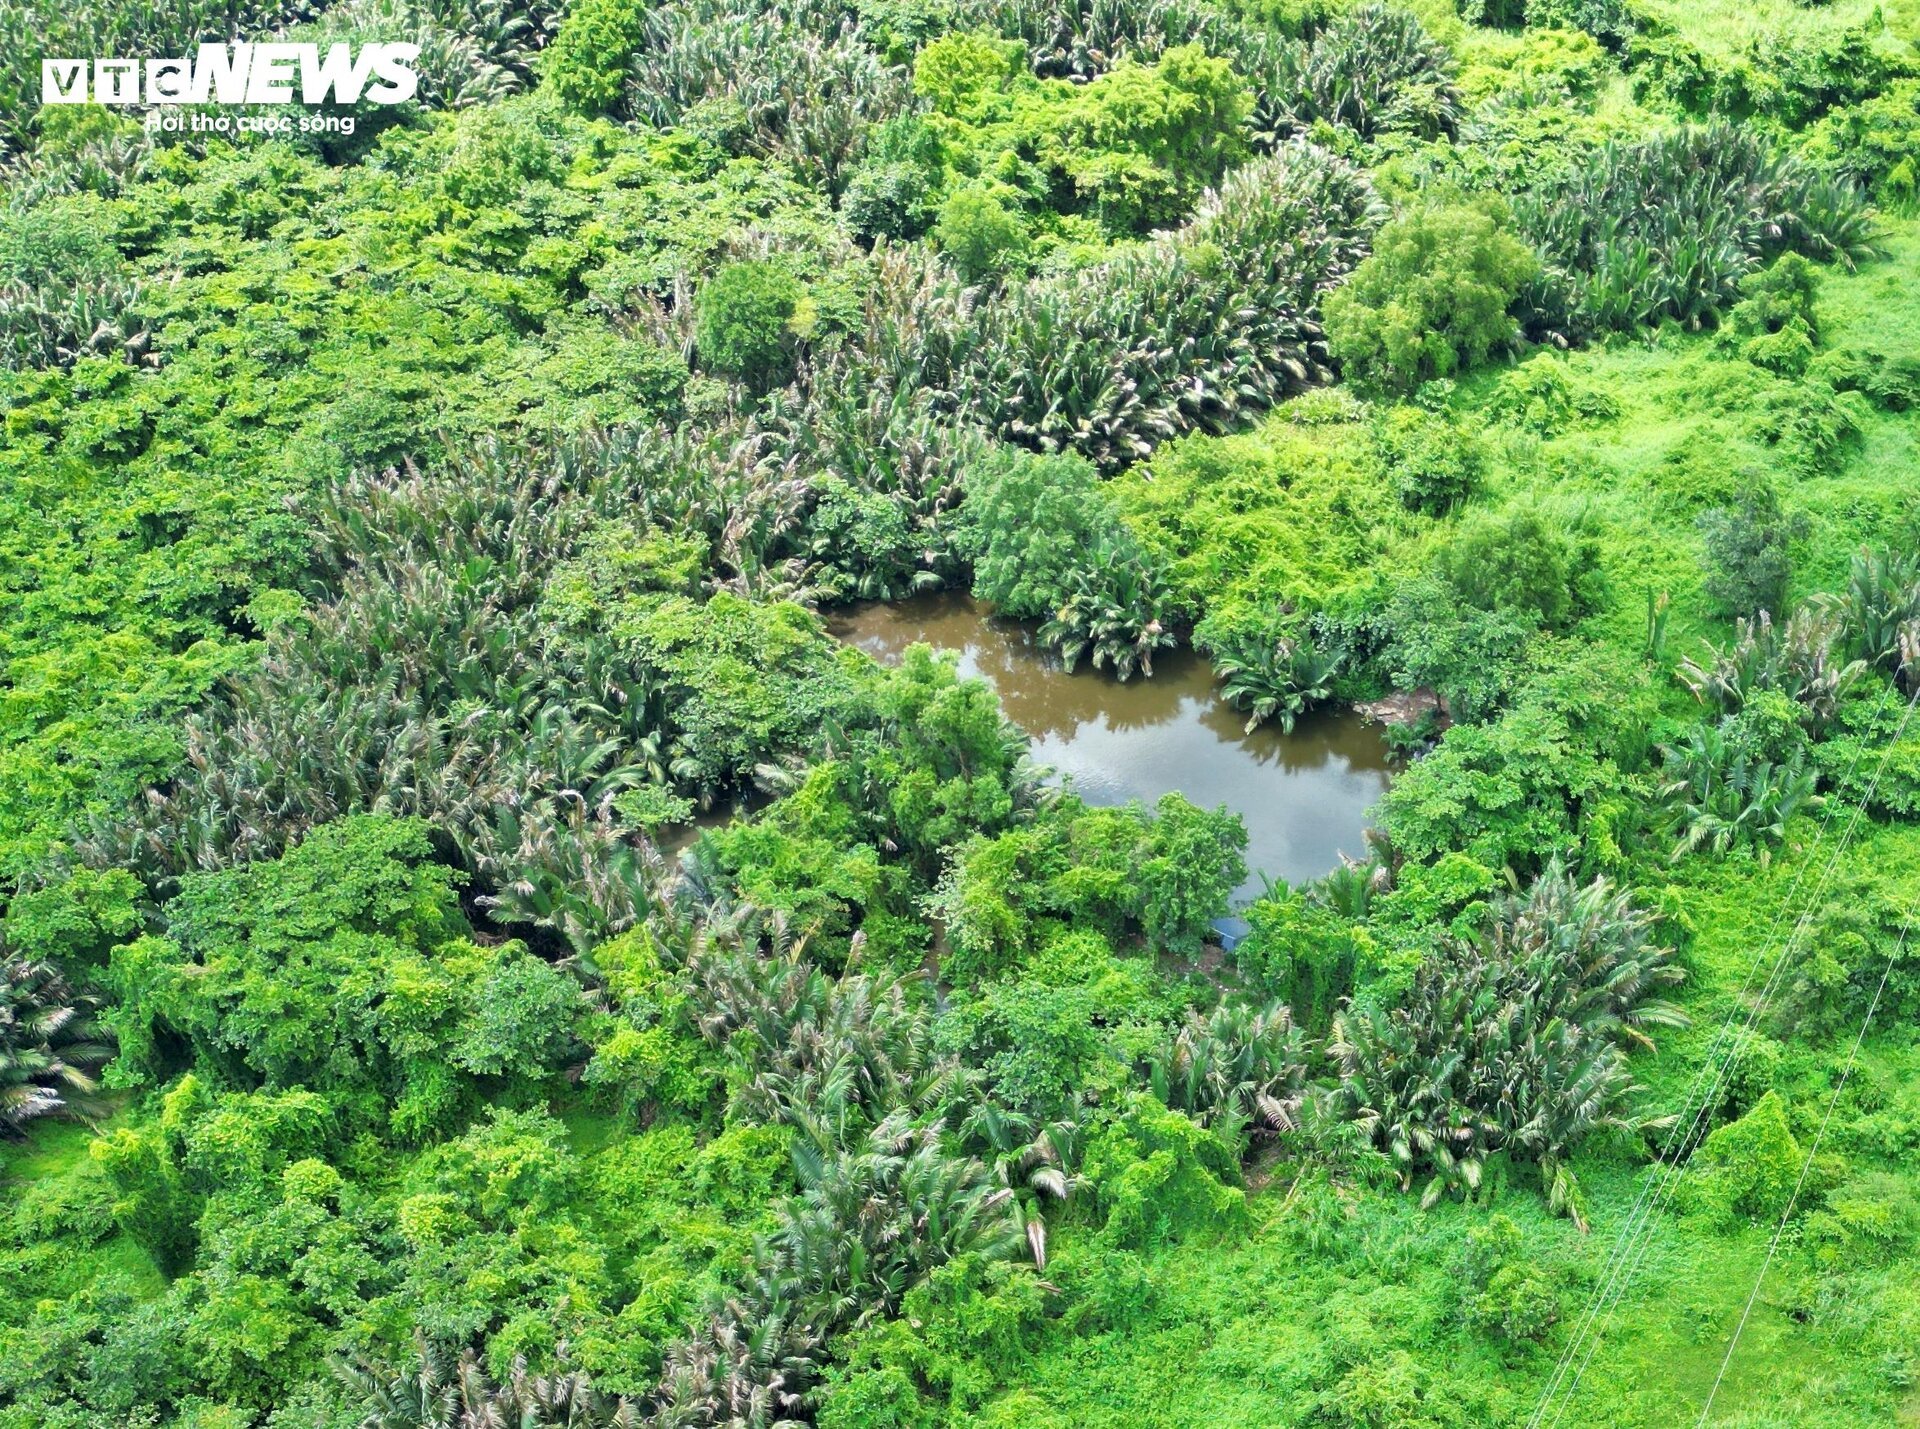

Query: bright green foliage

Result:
[934,188,1031,281]
[695,260,804,389]
[1117,402,1406,626]
[815,1256,1048,1429]
[1374,405,1486,515]
[933,793,1247,974]
[911,36,1253,235]
[1435,506,1603,631]
[1685,1090,1805,1226]
[3,3,1920,1425]
[938,928,1160,1112]
[954,448,1120,621]
[1378,670,1643,873]
[542,0,648,114]
[1234,888,1381,1030]
[1048,44,1253,230]
[105,817,584,1140]
[1723,253,1825,377]
[1803,78,1920,210]
[1081,1094,1247,1251]
[1325,200,1540,393]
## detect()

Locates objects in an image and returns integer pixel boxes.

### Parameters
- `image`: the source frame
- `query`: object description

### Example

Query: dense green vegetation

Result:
[3,0,1920,1424]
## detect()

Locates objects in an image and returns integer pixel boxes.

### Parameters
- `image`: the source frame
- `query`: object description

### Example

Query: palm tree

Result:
[648,1280,819,1429]
[773,1111,1024,1333]
[960,1097,1086,1268]
[339,1334,637,1429]
[1331,864,1687,1225]
[1660,725,1821,863]
[1,956,110,1135]
[1144,1002,1311,1150]
[1212,628,1342,734]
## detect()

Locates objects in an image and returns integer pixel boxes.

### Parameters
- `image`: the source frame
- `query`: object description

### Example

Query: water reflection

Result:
[827,592,1394,899]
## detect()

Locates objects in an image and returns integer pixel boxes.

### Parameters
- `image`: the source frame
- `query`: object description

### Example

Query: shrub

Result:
[1722,253,1823,377]
[936,188,1031,282]
[541,0,647,114]
[1659,721,1822,864]
[1373,406,1485,515]
[1325,201,1539,394]
[1037,546,1177,680]
[955,448,1119,621]
[1434,506,1601,631]
[695,261,804,389]
[1332,863,1684,1226]
[1696,484,1809,618]
[1685,1090,1804,1226]
[1678,604,1864,735]
[1234,888,1379,1030]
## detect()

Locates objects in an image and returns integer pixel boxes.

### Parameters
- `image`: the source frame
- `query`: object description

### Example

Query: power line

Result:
[1695,863,1919,1423]
[1531,682,1920,1428]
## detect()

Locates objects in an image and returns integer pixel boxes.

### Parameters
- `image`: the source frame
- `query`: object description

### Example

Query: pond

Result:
[827,592,1394,901]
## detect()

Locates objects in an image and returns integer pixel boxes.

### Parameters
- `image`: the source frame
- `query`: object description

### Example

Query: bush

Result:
[695,261,804,389]
[1722,254,1823,377]
[1234,888,1378,1030]
[1373,406,1485,515]
[1435,506,1601,630]
[1686,1090,1805,1226]
[936,189,1031,282]
[541,0,647,114]
[1696,484,1809,618]
[1325,200,1539,394]
[955,448,1120,621]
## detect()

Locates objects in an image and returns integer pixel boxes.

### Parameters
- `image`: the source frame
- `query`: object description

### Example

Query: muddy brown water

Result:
[827,592,1394,900]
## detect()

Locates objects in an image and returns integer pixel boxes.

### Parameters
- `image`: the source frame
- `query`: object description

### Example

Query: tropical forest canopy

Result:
[2,0,1920,1425]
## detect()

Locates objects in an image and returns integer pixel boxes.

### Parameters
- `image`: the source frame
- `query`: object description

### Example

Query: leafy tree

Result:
[1050,44,1253,229]
[105,817,584,1140]
[955,449,1116,621]
[1325,201,1540,393]
[1234,888,1381,1030]
[695,261,804,389]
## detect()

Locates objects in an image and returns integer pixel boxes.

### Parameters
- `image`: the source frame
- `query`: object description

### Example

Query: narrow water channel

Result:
[828,592,1394,900]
